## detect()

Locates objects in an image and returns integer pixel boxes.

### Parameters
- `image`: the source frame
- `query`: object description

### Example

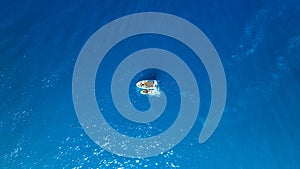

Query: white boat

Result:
[136,80,158,90]
[140,89,160,96]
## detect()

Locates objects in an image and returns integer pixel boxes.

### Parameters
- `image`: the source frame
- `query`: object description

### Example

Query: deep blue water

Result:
[1,0,300,168]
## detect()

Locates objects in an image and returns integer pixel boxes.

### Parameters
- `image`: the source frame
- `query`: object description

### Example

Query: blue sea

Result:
[0,0,299,168]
